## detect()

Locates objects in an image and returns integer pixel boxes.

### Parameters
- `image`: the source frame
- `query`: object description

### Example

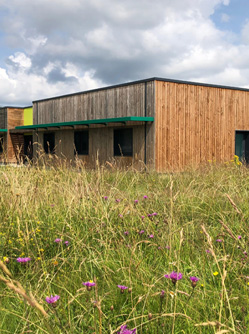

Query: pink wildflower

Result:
[16,257,31,263]
[165,271,183,285]
[45,295,60,305]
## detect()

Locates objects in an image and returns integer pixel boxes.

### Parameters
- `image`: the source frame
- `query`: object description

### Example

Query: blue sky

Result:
[211,0,249,34]
[1,0,249,106]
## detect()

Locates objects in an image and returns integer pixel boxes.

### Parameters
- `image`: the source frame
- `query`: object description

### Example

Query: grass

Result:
[0,161,248,333]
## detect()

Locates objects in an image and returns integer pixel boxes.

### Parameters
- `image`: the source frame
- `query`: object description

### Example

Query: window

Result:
[235,131,249,163]
[114,128,133,156]
[74,131,89,155]
[43,133,55,154]
[0,135,3,154]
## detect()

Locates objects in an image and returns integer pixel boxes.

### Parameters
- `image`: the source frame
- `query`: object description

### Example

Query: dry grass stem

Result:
[225,194,243,216]
[0,260,13,278]
[0,275,48,318]
[218,220,237,240]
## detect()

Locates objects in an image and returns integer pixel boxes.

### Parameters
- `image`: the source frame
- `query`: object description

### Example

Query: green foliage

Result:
[0,163,248,333]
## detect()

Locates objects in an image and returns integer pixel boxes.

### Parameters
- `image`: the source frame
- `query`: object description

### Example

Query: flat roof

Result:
[0,106,32,110]
[0,106,24,109]
[14,116,154,130]
[33,77,249,103]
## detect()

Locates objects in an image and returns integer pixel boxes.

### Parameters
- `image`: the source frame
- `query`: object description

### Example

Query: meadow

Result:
[0,160,248,333]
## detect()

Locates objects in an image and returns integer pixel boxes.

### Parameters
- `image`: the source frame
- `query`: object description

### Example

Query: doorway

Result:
[24,135,33,161]
[235,131,249,163]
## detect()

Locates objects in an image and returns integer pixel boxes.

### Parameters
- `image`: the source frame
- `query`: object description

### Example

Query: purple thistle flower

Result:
[118,324,136,334]
[16,257,31,263]
[117,285,128,293]
[82,281,96,287]
[54,238,62,243]
[148,234,154,238]
[165,246,170,249]
[139,230,145,234]
[134,200,139,204]
[45,295,60,304]
[64,241,69,246]
[83,281,96,291]
[164,271,183,285]
[103,196,108,200]
[143,195,148,199]
[190,276,200,288]
[124,231,129,235]
[216,239,222,242]
[141,215,145,220]
[206,249,211,253]
[160,290,165,298]
[116,199,121,203]
[147,214,152,217]
[238,235,242,240]
[152,212,158,216]
[190,276,199,282]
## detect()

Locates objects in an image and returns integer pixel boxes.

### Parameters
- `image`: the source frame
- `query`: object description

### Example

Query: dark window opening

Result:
[0,136,3,154]
[114,128,133,156]
[44,133,55,154]
[24,135,33,160]
[74,131,89,155]
[235,131,249,163]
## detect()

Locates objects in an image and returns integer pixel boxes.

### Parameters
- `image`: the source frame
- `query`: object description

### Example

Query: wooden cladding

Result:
[0,108,7,129]
[33,82,155,124]
[34,125,147,170]
[7,108,24,163]
[8,77,249,170]
[155,80,249,171]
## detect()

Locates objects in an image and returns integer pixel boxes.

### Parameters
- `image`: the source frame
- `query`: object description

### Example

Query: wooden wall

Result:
[0,108,7,162]
[33,82,154,123]
[7,108,24,163]
[33,81,155,169]
[33,124,148,169]
[155,80,249,171]
[0,108,7,129]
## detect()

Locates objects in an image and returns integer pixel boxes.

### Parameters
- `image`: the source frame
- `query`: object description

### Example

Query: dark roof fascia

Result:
[153,77,249,92]
[15,116,154,130]
[0,106,24,109]
[0,106,32,110]
[32,77,249,104]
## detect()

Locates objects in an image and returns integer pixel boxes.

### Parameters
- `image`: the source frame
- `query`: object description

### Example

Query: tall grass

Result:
[0,162,248,333]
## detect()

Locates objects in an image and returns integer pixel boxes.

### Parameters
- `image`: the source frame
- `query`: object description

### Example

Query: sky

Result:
[1,0,249,106]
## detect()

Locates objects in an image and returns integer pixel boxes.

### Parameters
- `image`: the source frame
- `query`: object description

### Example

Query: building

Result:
[0,106,33,163]
[3,77,249,171]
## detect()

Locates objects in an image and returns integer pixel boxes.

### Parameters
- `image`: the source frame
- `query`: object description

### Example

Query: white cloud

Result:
[221,13,230,22]
[241,20,249,44]
[0,56,103,105]
[8,52,32,69]
[0,0,249,105]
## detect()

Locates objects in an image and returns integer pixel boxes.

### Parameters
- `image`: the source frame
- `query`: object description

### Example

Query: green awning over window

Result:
[0,129,7,132]
[15,116,154,130]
